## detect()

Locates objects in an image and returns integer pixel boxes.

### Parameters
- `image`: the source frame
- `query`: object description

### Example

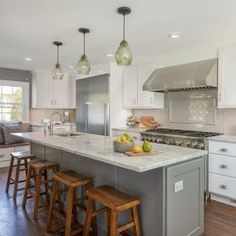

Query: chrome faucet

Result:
[49,111,63,135]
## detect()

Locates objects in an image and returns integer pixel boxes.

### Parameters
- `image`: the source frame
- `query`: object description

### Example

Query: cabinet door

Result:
[137,64,164,108]
[218,46,236,108]
[32,71,53,108]
[53,74,75,108]
[122,67,138,108]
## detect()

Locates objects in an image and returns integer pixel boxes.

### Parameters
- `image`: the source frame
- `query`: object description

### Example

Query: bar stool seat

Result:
[83,185,141,236]
[22,160,59,220]
[5,151,34,201]
[47,170,96,236]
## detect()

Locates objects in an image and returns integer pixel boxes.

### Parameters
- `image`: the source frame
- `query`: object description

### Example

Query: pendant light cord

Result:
[83,33,86,55]
[57,45,59,65]
[123,14,126,41]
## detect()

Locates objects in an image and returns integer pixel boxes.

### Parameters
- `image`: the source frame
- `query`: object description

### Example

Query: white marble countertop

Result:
[208,135,236,143]
[112,127,148,133]
[13,132,207,172]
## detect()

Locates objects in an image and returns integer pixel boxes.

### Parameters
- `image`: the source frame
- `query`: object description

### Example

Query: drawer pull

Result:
[219,148,228,152]
[219,164,228,169]
[219,184,229,190]
[0,154,4,158]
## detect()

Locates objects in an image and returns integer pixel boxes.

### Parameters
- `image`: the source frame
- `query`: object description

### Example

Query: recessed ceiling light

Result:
[24,57,32,62]
[68,65,74,69]
[106,53,114,57]
[168,32,181,39]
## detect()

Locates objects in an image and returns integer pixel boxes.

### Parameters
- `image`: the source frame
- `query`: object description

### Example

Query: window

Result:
[0,80,29,122]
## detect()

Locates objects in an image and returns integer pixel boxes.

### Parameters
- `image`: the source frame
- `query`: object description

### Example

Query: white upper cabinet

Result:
[32,71,75,109]
[123,64,164,109]
[122,67,138,108]
[218,46,236,108]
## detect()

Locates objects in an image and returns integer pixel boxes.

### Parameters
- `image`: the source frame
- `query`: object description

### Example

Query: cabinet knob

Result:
[219,184,229,190]
[219,164,228,169]
[219,148,228,152]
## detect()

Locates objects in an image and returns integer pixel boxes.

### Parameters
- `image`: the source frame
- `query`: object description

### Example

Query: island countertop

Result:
[14,132,207,172]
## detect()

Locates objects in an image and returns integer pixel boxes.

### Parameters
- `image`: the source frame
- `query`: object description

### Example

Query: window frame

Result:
[0,80,29,122]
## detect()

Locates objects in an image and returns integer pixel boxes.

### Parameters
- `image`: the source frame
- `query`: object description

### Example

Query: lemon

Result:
[114,137,121,142]
[132,145,143,153]
[120,135,128,142]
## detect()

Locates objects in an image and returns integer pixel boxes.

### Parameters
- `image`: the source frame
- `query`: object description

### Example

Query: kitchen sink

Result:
[55,133,84,137]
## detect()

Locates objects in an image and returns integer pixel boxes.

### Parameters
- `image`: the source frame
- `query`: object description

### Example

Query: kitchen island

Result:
[14,132,207,236]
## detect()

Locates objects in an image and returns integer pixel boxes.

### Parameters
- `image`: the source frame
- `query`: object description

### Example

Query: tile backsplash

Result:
[132,90,236,135]
[30,109,76,124]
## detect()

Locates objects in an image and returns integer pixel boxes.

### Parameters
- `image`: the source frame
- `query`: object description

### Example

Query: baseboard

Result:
[211,194,236,207]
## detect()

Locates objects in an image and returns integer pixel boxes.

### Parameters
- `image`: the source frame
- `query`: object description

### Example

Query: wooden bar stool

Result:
[22,160,59,220]
[5,151,34,201]
[83,185,141,236]
[46,170,97,236]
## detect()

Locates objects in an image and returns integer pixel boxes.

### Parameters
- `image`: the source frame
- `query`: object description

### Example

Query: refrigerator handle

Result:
[85,102,91,133]
[104,102,109,136]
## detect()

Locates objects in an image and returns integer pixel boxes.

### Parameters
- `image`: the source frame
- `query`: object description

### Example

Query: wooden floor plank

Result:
[0,167,236,236]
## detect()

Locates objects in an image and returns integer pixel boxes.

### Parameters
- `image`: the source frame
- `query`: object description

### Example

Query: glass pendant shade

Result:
[115,40,133,66]
[52,63,64,80]
[76,54,91,75]
[115,7,133,66]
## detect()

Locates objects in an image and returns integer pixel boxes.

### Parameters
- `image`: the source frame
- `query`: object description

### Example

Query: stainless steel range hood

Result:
[143,58,218,92]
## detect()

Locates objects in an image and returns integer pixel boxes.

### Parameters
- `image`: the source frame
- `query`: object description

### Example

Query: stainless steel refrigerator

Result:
[76,74,110,136]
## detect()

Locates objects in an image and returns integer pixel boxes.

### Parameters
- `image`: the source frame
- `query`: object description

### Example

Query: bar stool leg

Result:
[83,197,95,236]
[65,186,75,236]
[43,170,50,204]
[47,179,60,233]
[22,167,32,209]
[110,210,118,236]
[107,209,111,236]
[6,156,14,193]
[24,159,28,177]
[33,169,42,220]
[132,207,141,236]
[13,159,21,201]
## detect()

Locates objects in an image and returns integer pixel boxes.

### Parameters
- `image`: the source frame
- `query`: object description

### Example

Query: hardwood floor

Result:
[0,167,236,236]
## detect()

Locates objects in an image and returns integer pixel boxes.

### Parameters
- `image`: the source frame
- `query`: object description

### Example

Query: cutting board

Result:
[125,151,160,157]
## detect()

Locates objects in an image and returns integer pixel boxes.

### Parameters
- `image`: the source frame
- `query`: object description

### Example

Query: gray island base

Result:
[14,132,206,236]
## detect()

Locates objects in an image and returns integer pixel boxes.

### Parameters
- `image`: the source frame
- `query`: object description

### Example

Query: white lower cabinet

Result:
[209,140,236,205]
[209,173,236,199]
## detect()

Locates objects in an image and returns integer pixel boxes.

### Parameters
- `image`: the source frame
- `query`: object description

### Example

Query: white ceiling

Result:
[1,0,236,72]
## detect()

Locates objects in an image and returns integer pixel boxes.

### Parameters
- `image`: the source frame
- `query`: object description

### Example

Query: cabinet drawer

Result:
[0,147,14,155]
[14,145,30,152]
[209,154,236,178]
[0,153,11,162]
[209,173,236,199]
[209,141,236,157]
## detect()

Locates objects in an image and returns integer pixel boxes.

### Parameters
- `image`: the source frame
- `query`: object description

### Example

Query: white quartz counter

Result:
[14,132,207,172]
[208,135,236,143]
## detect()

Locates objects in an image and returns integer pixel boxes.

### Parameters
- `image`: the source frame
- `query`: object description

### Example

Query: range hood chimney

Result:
[143,58,218,92]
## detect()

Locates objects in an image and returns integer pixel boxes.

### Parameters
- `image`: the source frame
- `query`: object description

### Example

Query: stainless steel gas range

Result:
[140,128,221,150]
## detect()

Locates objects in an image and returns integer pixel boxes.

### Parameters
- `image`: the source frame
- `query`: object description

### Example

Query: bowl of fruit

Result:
[113,134,134,153]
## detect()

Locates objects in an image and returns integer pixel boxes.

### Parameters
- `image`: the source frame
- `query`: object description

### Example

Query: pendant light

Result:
[76,28,91,75]
[52,41,64,80]
[115,7,133,66]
